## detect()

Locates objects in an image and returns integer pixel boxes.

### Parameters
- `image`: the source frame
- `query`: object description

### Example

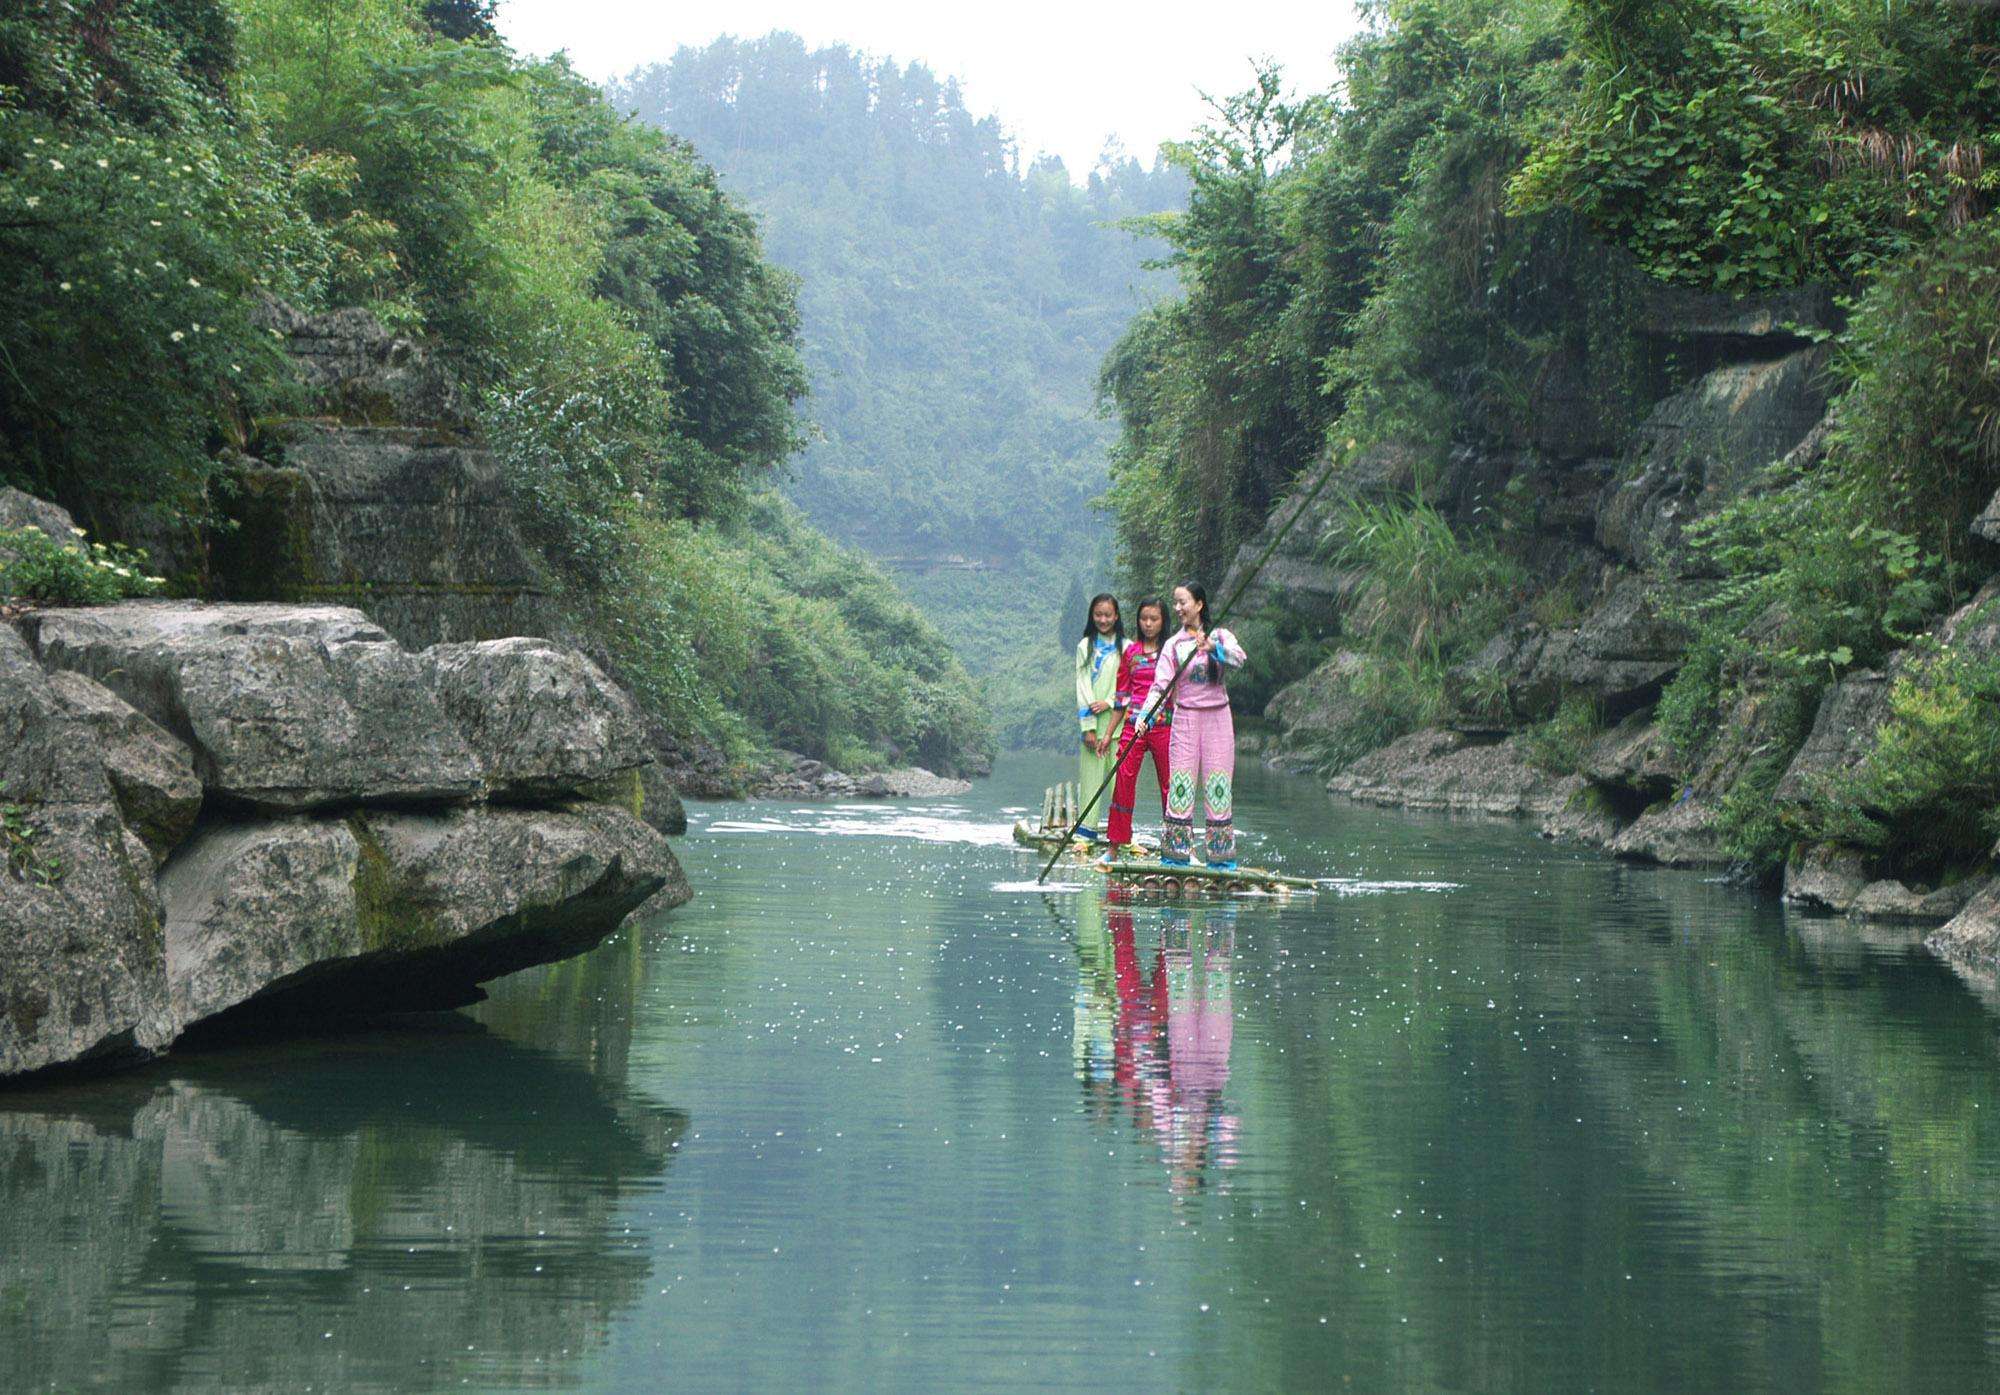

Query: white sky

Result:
[497,1,1367,175]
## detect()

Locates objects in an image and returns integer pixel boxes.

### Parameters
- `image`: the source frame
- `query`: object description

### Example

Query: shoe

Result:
[1207,860,1237,872]
[1159,855,1192,867]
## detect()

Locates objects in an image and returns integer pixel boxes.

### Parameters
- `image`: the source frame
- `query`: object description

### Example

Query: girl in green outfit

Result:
[1074,593,1124,839]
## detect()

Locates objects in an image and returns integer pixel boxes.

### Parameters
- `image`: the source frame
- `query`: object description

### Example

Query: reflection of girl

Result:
[1100,598,1172,861]
[1160,905,1238,1196]
[1136,583,1246,868]
[1073,593,1124,839]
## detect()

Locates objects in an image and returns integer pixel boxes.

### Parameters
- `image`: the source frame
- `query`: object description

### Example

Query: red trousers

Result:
[1105,720,1172,845]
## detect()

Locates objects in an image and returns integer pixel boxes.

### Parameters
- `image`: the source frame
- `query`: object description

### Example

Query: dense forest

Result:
[613,36,1184,745]
[1106,0,2000,877]
[0,0,991,776]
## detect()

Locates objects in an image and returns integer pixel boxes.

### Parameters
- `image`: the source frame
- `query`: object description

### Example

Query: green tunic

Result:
[1075,635,1121,831]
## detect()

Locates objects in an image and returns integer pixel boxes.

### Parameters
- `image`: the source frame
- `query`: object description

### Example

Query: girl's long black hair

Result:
[1177,581,1211,632]
[1081,593,1125,647]
[1133,597,1167,650]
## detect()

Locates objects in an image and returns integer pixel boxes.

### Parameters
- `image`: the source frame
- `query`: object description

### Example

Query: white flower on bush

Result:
[169,330,184,342]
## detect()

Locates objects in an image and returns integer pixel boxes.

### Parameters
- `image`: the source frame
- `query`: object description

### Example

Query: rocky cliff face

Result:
[1,534,688,1080]
[1246,276,2000,971]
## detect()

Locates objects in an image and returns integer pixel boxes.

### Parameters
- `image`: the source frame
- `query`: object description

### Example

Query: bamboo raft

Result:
[1012,784,1315,895]
[1010,781,1102,855]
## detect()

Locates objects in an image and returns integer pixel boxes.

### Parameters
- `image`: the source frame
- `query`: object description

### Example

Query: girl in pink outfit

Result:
[1135,582,1246,867]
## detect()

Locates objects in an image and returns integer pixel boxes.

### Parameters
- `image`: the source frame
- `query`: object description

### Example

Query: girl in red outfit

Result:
[1099,598,1172,858]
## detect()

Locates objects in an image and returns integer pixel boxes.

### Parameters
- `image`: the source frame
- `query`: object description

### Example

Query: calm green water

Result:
[7,755,2000,1392]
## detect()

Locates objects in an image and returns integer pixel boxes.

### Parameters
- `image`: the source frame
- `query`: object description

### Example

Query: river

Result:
[4,754,2000,1391]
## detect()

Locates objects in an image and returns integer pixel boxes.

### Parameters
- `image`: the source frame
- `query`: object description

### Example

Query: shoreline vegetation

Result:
[1099,0,2000,938]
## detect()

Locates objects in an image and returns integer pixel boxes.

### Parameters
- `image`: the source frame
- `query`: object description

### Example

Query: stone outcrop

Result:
[1928,880,2000,969]
[423,636,648,801]
[1262,649,1372,772]
[3,598,686,1082]
[0,627,174,1077]
[1782,844,1874,913]
[1449,575,1689,726]
[1328,729,1583,818]
[163,804,672,1028]
[1595,348,1830,574]
[198,305,719,813]
[28,602,483,813]
[46,669,202,863]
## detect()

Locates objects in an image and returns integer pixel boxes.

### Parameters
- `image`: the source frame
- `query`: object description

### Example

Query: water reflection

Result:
[1073,888,1240,1197]
[0,933,682,1391]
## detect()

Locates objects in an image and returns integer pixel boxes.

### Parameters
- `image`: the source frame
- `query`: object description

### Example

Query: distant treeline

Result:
[613,34,1185,568]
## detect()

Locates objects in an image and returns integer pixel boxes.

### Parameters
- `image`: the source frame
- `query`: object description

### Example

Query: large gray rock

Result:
[159,804,681,1027]
[160,819,363,1028]
[30,602,482,812]
[1851,875,1984,923]
[1772,670,1889,808]
[1451,574,1688,724]
[1596,349,1831,573]
[46,670,201,863]
[1928,878,2000,969]
[1783,844,1873,913]
[424,637,648,800]
[0,627,172,1077]
[1262,650,1373,771]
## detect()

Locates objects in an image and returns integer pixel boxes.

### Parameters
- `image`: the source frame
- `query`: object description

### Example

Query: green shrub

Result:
[1826,217,2000,580]
[0,529,165,604]
[1330,494,1527,660]
[0,0,320,522]
[1523,693,1605,775]
[1655,627,1728,771]
[1787,642,2000,871]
